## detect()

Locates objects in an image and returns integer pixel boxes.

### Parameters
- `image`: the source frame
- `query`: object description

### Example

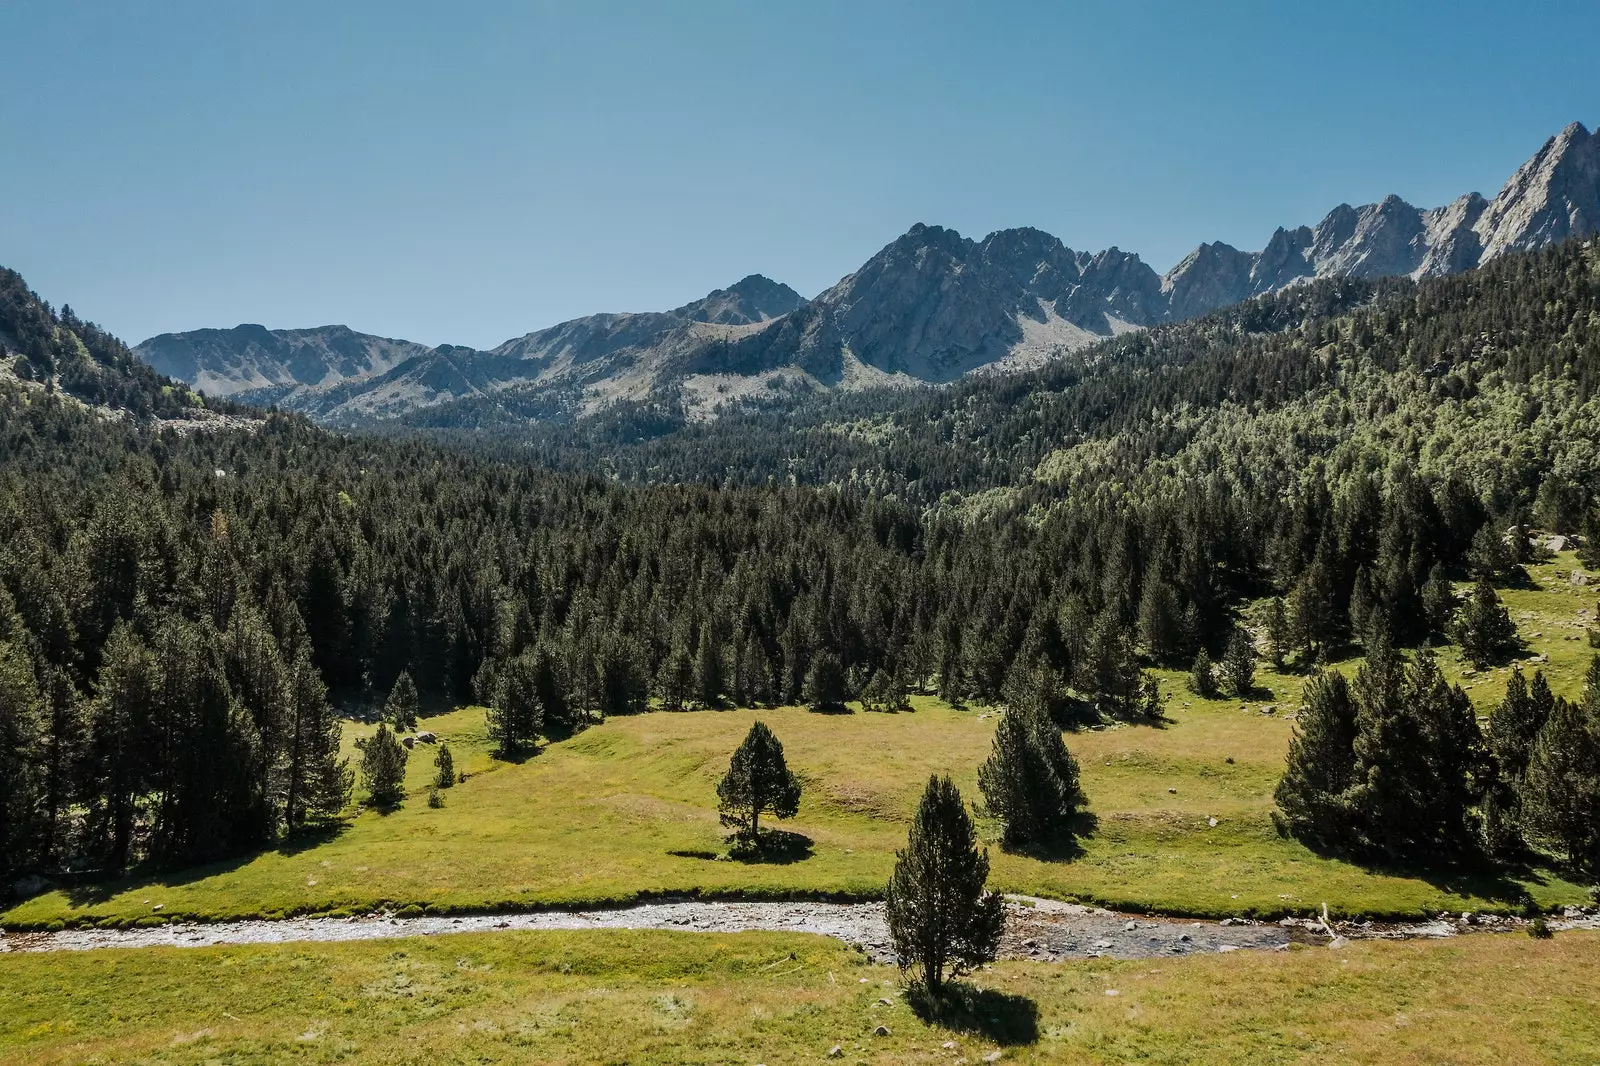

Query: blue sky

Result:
[1,1,1596,348]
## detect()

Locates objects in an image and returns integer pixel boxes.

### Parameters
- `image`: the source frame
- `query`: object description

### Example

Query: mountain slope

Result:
[136,122,1600,426]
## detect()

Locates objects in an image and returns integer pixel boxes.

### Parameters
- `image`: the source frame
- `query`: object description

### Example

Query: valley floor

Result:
[2,926,1596,1064]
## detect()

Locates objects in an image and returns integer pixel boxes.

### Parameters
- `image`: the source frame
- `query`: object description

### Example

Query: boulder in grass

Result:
[415,731,437,743]
[402,735,415,749]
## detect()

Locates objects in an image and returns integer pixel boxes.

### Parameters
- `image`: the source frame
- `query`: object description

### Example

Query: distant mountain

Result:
[135,122,1600,426]
[137,323,432,398]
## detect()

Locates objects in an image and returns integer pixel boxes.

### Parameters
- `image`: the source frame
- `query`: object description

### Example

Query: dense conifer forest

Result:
[3,241,1600,884]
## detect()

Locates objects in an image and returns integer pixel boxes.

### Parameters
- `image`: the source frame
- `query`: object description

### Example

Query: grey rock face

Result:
[1474,121,1600,262]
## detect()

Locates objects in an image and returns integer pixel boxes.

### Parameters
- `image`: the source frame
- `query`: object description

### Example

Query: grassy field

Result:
[4,556,1595,930]
[2,927,1597,1064]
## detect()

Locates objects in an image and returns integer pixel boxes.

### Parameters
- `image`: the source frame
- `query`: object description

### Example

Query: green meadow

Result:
[6,556,1595,930]
[3,928,1597,1065]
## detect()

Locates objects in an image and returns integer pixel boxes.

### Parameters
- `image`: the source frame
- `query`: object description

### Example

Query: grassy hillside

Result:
[2,928,1597,1064]
[7,555,1593,930]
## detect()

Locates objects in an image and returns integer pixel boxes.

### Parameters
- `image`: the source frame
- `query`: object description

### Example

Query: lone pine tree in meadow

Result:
[885,776,1004,994]
[978,700,1084,849]
[434,742,455,790]
[717,720,802,842]
[359,723,408,808]
[384,671,419,732]
[1221,628,1256,698]
[1188,648,1217,697]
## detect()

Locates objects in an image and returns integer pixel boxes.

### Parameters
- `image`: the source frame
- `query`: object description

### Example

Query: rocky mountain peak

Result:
[1474,121,1598,262]
[673,274,806,325]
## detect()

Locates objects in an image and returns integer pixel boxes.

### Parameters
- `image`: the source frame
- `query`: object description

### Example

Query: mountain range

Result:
[136,121,1600,426]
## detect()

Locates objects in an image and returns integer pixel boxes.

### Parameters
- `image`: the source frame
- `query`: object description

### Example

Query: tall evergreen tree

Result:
[0,629,47,878]
[434,742,456,790]
[384,671,420,732]
[716,720,801,842]
[1455,577,1518,668]
[884,776,1004,994]
[359,723,408,808]
[1522,658,1600,875]
[693,625,725,708]
[803,651,848,712]
[977,701,1084,848]
[1273,670,1359,850]
[1221,628,1256,698]
[1421,563,1457,636]
[487,650,544,757]
[83,621,157,868]
[1348,644,1483,860]
[1188,648,1216,697]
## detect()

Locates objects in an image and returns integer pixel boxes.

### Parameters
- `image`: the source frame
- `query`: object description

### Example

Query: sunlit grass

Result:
[2,928,1596,1064]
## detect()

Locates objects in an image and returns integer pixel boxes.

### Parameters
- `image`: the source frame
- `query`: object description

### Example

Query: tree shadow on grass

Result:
[1007,812,1098,862]
[1289,835,1545,912]
[726,829,814,864]
[60,851,258,907]
[907,981,1039,1046]
[275,819,352,856]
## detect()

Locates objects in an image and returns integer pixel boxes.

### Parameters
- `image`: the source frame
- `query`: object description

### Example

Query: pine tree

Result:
[655,642,694,710]
[861,667,911,713]
[384,671,420,732]
[1188,648,1217,697]
[1137,578,1186,664]
[84,621,157,868]
[1348,643,1484,860]
[1221,628,1256,698]
[1490,668,1555,787]
[1467,522,1519,584]
[884,776,1004,994]
[1001,657,1067,726]
[1262,596,1289,670]
[1579,507,1600,570]
[716,720,801,842]
[1273,670,1358,850]
[977,701,1084,848]
[359,722,408,808]
[693,625,725,708]
[487,650,544,757]
[734,633,773,708]
[1455,577,1518,668]
[434,742,456,790]
[284,640,351,826]
[1421,563,1457,636]
[148,616,263,862]
[0,629,47,878]
[803,651,848,712]
[1521,657,1600,875]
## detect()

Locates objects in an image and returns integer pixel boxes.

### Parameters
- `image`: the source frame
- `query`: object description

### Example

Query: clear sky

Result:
[1,1,1596,349]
